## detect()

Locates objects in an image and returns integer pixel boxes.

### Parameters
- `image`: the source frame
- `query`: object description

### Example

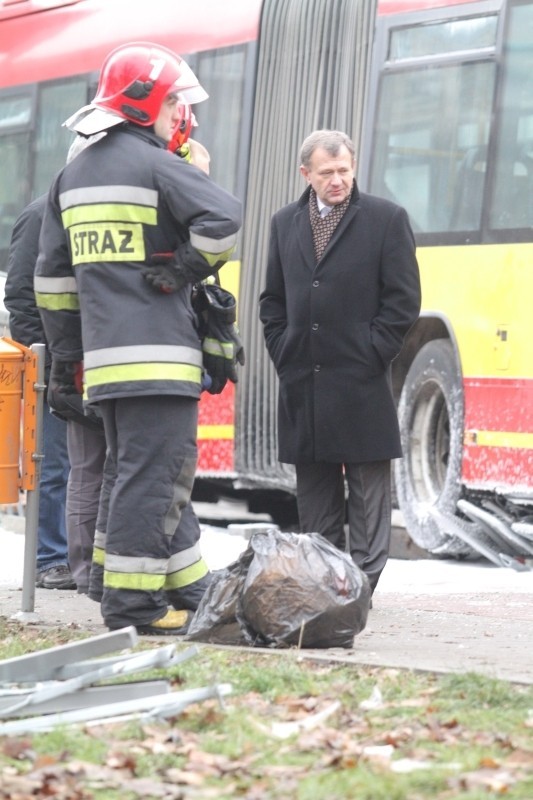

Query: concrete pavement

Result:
[1,513,532,684]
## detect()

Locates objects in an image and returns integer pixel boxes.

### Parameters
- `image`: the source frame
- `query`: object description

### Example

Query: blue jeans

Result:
[37,404,70,572]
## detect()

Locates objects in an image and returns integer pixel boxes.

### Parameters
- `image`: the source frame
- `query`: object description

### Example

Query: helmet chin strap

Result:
[168,102,194,153]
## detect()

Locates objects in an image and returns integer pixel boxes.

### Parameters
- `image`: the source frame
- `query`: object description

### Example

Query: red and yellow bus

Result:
[0,0,531,558]
[362,0,533,557]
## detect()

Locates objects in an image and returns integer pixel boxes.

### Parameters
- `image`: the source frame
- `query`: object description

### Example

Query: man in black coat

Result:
[259,129,421,594]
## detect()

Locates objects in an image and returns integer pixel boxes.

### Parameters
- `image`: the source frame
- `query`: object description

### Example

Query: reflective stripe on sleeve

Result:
[35,292,80,311]
[34,274,79,311]
[190,231,238,267]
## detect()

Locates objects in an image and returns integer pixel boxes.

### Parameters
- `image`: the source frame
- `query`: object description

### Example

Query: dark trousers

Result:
[296,460,391,593]
[37,405,69,572]
[66,421,106,594]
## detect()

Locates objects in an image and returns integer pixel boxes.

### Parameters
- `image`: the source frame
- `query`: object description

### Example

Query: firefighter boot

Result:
[136,609,193,636]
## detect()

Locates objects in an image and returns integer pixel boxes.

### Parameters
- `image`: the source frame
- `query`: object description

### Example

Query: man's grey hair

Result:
[300,130,355,168]
[67,132,107,164]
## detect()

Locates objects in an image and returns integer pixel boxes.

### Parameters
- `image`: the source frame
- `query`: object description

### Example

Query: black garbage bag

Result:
[187,529,371,649]
[186,545,256,646]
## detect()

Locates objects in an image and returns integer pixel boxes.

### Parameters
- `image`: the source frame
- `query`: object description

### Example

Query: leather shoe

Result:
[36,565,76,590]
[136,609,193,636]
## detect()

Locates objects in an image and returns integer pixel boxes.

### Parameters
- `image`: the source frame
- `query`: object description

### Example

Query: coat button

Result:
[312,323,319,331]
[312,280,319,287]
[314,364,321,372]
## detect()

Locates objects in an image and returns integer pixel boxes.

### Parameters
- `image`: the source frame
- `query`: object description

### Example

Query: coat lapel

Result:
[294,204,316,271]
[318,202,359,265]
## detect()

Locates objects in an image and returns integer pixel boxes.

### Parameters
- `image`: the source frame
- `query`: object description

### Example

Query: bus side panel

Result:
[463,377,533,489]
[198,384,235,474]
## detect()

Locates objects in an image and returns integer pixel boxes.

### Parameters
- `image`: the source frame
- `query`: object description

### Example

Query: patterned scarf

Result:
[309,185,353,262]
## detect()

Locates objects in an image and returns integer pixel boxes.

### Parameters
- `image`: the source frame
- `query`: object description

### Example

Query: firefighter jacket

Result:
[34,125,242,403]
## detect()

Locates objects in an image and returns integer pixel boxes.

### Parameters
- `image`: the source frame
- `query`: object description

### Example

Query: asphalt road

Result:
[1,511,532,684]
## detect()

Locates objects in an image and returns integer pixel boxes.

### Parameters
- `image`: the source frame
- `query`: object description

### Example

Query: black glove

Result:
[196,283,245,386]
[142,241,220,295]
[202,371,228,395]
[141,253,189,294]
[47,360,103,432]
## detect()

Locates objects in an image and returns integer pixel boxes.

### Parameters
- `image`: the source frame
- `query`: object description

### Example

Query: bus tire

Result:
[394,338,468,554]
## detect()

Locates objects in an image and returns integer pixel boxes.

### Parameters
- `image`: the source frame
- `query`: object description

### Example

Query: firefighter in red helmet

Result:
[65,42,207,135]
[35,42,242,636]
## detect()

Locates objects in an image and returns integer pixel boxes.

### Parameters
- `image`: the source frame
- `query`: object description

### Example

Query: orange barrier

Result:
[0,337,38,503]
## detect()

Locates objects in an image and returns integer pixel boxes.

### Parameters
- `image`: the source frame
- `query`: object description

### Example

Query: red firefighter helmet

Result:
[64,42,207,135]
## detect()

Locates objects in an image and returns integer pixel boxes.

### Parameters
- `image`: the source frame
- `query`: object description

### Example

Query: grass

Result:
[0,618,532,799]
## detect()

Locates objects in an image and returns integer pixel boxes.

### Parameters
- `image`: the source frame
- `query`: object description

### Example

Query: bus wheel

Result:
[395,338,468,554]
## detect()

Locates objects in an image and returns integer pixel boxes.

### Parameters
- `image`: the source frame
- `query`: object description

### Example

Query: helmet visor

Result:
[173,60,208,104]
[63,105,125,135]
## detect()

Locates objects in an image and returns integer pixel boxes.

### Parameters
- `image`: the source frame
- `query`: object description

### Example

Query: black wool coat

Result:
[259,182,421,464]
[4,195,52,381]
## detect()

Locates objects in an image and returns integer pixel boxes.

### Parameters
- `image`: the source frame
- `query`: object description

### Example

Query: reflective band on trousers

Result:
[102,544,208,592]
[103,558,209,592]
[164,558,209,589]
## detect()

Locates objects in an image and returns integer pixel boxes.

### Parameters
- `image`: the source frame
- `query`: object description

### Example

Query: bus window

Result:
[490,0,533,230]
[370,59,495,235]
[193,45,248,198]
[0,93,32,130]
[0,80,88,269]
[389,14,497,59]
[0,93,33,268]
[34,80,88,198]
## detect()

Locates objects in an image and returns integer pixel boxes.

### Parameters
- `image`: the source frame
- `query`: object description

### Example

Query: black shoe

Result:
[36,565,77,590]
[136,609,193,636]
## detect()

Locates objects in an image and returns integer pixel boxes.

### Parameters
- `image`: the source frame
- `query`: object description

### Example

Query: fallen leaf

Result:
[1,737,35,761]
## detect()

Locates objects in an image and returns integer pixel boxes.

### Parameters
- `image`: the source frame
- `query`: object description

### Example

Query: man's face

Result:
[154,93,182,143]
[300,145,355,206]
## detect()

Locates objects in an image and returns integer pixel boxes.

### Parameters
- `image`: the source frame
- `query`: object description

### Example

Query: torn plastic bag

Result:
[186,547,256,646]
[187,529,371,649]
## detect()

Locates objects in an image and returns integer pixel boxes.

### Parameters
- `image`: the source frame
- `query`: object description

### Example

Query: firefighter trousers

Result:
[89,395,210,630]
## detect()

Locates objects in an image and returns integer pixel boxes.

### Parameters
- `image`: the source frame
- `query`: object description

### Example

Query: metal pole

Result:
[20,343,45,615]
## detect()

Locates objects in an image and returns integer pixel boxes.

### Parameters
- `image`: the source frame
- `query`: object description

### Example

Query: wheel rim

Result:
[408,378,451,505]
